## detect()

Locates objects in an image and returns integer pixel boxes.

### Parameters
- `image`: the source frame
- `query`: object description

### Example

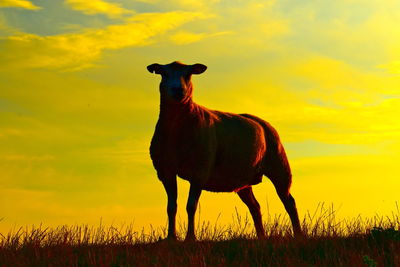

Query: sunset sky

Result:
[0,0,399,234]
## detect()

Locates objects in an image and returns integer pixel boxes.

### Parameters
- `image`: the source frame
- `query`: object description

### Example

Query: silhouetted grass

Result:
[1,204,399,266]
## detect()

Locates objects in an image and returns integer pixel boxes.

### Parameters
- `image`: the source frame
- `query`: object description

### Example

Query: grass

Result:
[1,203,399,266]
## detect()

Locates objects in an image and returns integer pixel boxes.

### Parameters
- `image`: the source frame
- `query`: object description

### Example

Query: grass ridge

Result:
[1,204,399,266]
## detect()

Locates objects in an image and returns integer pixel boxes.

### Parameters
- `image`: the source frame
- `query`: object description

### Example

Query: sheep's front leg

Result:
[185,183,202,241]
[161,177,178,240]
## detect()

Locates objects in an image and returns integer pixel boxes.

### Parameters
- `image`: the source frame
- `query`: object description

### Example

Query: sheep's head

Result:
[147,61,207,103]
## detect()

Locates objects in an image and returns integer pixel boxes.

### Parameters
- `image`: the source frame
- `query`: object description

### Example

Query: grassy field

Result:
[1,204,399,266]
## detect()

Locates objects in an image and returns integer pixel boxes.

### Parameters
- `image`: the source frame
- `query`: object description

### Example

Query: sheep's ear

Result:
[191,63,207,75]
[147,63,163,74]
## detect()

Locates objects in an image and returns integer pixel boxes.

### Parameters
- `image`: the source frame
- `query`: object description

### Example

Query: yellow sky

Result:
[0,0,399,234]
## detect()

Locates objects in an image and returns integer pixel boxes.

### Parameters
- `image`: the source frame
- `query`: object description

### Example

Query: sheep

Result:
[147,61,302,241]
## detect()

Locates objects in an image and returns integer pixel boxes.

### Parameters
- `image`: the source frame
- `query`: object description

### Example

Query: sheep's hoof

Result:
[293,231,306,240]
[184,236,197,242]
[257,234,267,240]
[157,235,178,243]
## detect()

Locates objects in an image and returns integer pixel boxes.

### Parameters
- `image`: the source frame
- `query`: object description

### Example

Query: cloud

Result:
[0,11,210,71]
[169,30,232,45]
[0,0,40,10]
[0,154,55,161]
[377,61,400,74]
[172,0,221,10]
[65,0,134,18]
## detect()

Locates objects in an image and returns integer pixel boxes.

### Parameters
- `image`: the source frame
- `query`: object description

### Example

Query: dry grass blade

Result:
[0,204,399,266]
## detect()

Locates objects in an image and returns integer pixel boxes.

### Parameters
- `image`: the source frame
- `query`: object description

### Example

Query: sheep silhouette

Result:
[148,61,301,241]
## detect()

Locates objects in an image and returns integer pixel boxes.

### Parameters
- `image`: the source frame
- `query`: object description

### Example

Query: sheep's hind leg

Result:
[237,186,266,238]
[185,183,202,241]
[269,176,302,237]
[161,177,178,240]
[280,192,302,237]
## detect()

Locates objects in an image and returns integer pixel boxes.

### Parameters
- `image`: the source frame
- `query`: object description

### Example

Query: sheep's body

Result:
[148,61,301,240]
[151,106,290,193]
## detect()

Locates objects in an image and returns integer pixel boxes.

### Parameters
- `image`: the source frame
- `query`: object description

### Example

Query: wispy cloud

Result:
[65,0,134,18]
[0,0,41,10]
[0,154,55,161]
[377,61,400,74]
[171,0,221,10]
[0,11,209,71]
[169,30,232,45]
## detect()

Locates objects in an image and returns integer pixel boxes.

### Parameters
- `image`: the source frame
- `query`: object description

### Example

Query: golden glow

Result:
[0,0,40,10]
[0,0,399,234]
[65,0,133,18]
[378,61,400,74]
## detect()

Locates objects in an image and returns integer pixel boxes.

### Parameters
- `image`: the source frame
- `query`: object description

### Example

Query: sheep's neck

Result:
[159,97,202,128]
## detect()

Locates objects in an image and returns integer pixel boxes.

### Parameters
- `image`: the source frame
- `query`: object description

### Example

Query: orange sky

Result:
[0,0,399,234]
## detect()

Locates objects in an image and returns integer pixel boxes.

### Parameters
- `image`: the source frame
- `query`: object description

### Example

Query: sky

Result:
[0,0,399,234]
